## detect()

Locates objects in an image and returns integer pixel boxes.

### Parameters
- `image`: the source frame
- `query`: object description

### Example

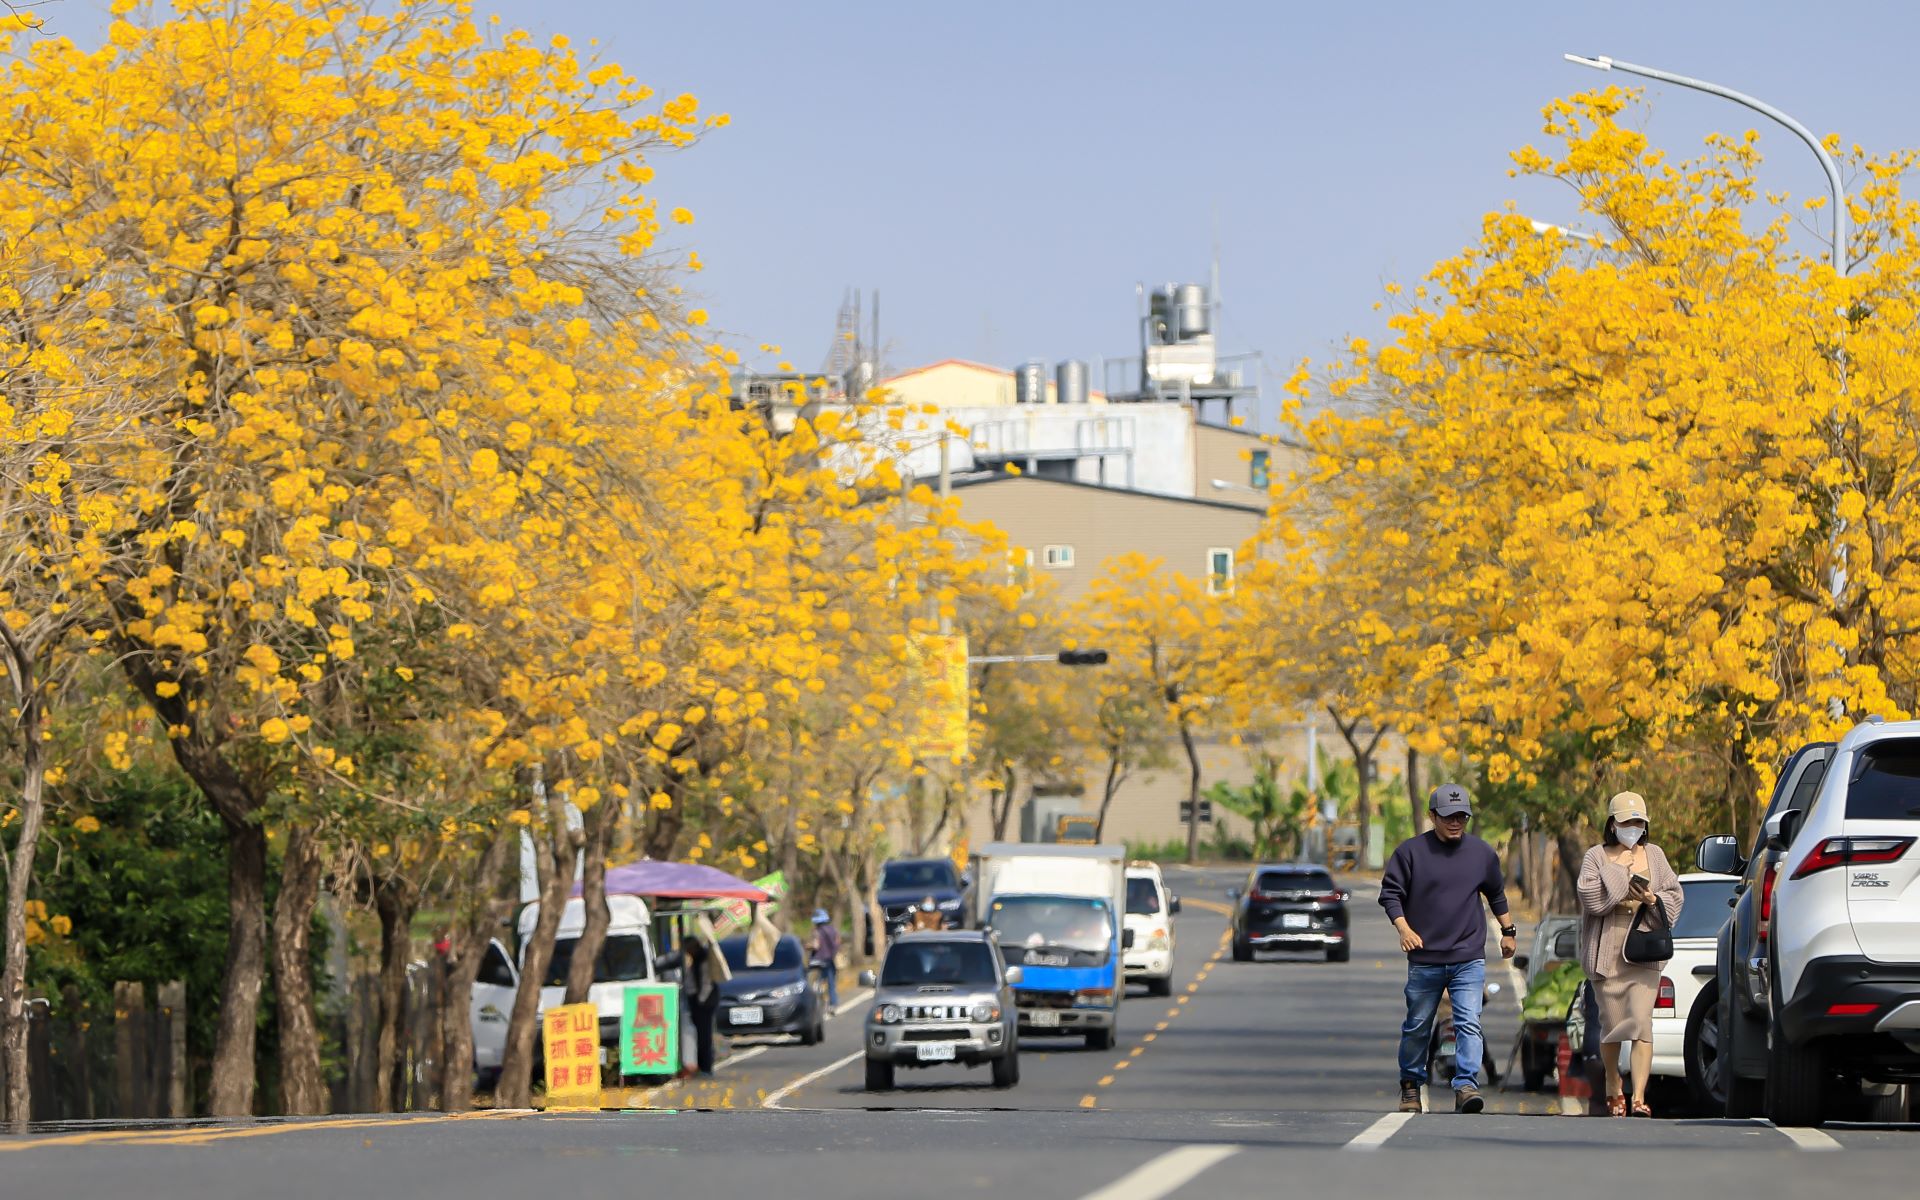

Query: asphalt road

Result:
[4,865,1915,1200]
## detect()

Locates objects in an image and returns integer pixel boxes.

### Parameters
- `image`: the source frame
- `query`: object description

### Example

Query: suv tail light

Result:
[1789,837,1917,880]
[1757,863,1778,945]
[1313,893,1344,905]
[1655,977,1675,1012]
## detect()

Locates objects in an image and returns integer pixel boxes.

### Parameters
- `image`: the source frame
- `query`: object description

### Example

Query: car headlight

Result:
[769,982,806,999]
[1148,933,1171,952]
[1073,988,1113,1006]
[970,1002,1000,1023]
[874,1004,904,1025]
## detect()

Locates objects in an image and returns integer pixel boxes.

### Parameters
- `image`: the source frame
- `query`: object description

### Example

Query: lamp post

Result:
[1566,53,1852,718]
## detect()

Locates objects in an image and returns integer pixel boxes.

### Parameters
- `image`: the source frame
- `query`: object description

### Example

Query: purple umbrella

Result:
[572,859,769,902]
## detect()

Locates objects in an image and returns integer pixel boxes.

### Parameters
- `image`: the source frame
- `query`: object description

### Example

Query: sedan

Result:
[1230,864,1352,962]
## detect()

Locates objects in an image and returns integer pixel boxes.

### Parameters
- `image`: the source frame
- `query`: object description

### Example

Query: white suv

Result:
[1764,718,1920,1126]
[1123,863,1179,997]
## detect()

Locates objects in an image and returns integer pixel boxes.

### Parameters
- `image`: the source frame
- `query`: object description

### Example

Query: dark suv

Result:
[1229,864,1352,962]
[1690,742,1832,1116]
[874,858,970,943]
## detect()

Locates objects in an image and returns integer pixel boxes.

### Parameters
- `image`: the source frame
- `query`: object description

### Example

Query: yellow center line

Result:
[0,1108,539,1152]
[1098,1075,1115,1086]
[1079,1095,1098,1109]
[1176,996,1189,1005]
[1129,1046,1144,1057]
[1113,1061,1130,1071]
[1144,1032,1158,1042]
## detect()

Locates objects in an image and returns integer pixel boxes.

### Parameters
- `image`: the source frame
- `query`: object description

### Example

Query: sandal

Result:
[1606,1094,1627,1117]
[1632,1100,1653,1118]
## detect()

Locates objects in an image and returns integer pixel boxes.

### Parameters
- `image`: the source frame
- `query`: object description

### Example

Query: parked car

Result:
[470,894,658,1088]
[858,930,1022,1091]
[715,933,825,1045]
[1690,741,1832,1118]
[1123,862,1179,997]
[1229,864,1351,962]
[1651,872,1740,1110]
[1738,720,1920,1125]
[873,857,970,944]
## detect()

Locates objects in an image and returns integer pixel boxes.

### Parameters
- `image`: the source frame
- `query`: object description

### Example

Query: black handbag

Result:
[1623,897,1673,964]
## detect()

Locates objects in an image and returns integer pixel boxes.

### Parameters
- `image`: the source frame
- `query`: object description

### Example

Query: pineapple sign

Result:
[620,984,682,1076]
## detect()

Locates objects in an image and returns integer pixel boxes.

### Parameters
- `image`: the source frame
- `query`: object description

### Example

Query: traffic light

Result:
[1057,649,1109,666]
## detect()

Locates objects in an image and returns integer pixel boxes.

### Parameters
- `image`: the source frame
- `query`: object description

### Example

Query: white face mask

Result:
[1616,826,1645,848]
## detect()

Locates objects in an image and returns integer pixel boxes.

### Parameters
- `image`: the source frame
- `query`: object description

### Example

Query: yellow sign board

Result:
[541,1001,602,1109]
[906,633,969,762]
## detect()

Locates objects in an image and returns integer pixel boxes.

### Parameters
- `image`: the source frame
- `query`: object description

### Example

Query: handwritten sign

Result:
[619,984,681,1077]
[540,1002,602,1108]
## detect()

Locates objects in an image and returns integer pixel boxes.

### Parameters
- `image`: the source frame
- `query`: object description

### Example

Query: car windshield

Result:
[1848,740,1920,821]
[879,941,999,987]
[719,935,804,972]
[1255,870,1334,894]
[1125,877,1162,915]
[882,861,957,891]
[541,934,653,987]
[1673,880,1738,939]
[987,896,1112,954]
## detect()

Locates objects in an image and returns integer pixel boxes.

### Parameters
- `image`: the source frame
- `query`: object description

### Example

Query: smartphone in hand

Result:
[1629,873,1650,891]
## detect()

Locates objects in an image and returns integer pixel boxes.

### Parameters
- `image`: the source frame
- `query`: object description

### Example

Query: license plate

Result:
[1028,1010,1060,1028]
[1282,913,1310,929]
[916,1042,956,1062]
[732,1006,764,1025]
[598,1045,609,1066]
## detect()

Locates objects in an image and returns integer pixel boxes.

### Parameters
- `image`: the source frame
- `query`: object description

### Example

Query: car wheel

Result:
[1684,979,1723,1116]
[1326,944,1351,963]
[1084,1026,1116,1051]
[991,1048,1019,1089]
[1765,1020,1829,1127]
[799,1015,822,1046]
[1231,937,1252,963]
[864,1057,894,1092]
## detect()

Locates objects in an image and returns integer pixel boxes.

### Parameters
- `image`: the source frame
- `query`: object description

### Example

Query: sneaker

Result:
[1398,1080,1423,1113]
[1454,1085,1484,1114]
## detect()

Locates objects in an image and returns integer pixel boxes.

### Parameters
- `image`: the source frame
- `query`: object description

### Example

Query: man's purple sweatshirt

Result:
[1378,831,1511,965]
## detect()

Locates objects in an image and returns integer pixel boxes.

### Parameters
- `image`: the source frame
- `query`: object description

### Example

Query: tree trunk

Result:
[1093,753,1123,842]
[1330,710,1386,869]
[441,830,513,1112]
[1408,747,1429,835]
[1553,829,1588,914]
[0,641,46,1127]
[564,800,616,1005]
[497,783,580,1107]
[989,763,1019,840]
[211,817,268,1116]
[1179,718,1203,866]
[373,873,420,1112]
[271,824,329,1115]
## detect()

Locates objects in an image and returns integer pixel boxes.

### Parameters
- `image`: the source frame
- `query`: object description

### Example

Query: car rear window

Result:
[1848,740,1920,821]
[1125,877,1162,914]
[1672,879,1738,939]
[1256,869,1334,894]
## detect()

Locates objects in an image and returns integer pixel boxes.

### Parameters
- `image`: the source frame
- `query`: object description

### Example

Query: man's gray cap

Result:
[1428,784,1472,817]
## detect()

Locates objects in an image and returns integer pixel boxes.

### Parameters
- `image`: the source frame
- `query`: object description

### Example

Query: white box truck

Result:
[969,842,1129,1050]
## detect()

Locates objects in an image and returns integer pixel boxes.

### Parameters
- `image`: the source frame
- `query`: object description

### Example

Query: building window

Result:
[1010,547,1032,587]
[1207,547,1235,595]
[1042,545,1075,569]
[1250,449,1270,489]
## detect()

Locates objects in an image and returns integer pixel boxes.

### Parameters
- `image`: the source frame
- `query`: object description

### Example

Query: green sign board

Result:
[619,983,681,1076]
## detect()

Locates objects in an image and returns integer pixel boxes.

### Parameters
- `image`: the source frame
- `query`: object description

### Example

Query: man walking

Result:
[1379,784,1516,1114]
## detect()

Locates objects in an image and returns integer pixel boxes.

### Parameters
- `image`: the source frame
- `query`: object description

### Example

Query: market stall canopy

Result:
[577,859,770,902]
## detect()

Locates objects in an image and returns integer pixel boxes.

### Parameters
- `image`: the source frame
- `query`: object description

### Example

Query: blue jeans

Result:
[814,960,838,1007]
[1398,959,1485,1091]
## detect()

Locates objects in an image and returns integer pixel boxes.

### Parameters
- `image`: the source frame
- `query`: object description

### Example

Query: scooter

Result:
[1428,982,1502,1087]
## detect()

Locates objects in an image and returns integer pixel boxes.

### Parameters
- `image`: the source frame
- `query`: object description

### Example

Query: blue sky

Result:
[65,2,1920,422]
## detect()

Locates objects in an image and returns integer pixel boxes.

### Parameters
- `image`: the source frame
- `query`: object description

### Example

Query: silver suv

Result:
[858,930,1022,1091]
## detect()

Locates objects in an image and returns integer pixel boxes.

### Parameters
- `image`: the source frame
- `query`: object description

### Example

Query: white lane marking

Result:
[833,988,874,1017]
[1345,1111,1415,1151]
[761,1050,863,1110]
[1776,1125,1841,1151]
[1076,1145,1241,1200]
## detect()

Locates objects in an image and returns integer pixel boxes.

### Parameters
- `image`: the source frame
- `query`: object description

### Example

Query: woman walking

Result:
[1576,791,1683,1117]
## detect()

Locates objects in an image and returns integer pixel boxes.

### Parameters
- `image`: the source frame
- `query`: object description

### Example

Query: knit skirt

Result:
[1595,963,1661,1043]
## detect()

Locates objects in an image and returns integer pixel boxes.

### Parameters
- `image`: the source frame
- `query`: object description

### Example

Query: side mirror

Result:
[1122,929,1136,950]
[1512,954,1530,973]
[1695,834,1744,876]
[1766,810,1804,853]
[1169,895,1182,915]
[857,970,877,988]
[1004,966,1024,986]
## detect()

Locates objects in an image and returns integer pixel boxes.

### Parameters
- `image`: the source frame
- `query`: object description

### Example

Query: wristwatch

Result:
[1499,925,1518,939]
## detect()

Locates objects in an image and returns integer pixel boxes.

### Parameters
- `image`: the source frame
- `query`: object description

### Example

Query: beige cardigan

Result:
[1576,843,1683,978]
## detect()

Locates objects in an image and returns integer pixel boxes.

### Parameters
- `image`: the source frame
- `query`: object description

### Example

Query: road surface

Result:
[4,866,1912,1199]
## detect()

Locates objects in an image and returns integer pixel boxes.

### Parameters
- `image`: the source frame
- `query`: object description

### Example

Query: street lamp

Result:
[1563,55,1846,275]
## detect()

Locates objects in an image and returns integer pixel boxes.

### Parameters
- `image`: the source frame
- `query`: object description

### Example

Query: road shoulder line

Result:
[1076,1144,1241,1200]
[1344,1111,1415,1151]
[762,1049,864,1110]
